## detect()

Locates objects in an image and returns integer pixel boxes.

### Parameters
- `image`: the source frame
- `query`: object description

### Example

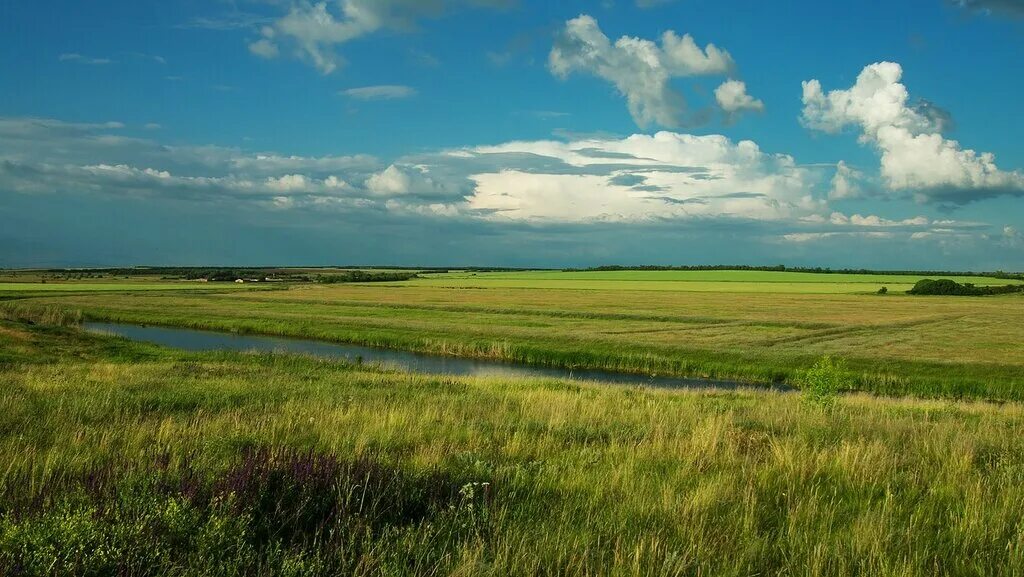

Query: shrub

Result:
[800,356,847,408]
[908,278,1024,296]
[877,287,888,295]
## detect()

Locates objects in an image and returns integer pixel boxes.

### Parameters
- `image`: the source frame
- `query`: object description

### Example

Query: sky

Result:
[1,0,1023,269]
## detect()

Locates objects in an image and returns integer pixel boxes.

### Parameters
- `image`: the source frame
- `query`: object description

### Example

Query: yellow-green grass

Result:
[406,270,1023,293]
[405,278,918,293]
[1,321,1023,575]
[22,280,1024,400]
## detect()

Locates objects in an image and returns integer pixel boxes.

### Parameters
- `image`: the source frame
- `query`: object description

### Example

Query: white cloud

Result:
[549,14,737,128]
[825,212,932,228]
[365,165,412,195]
[0,117,380,206]
[58,53,113,65]
[364,164,457,198]
[829,161,864,200]
[0,115,1007,256]
[714,79,764,121]
[783,211,984,244]
[248,37,280,59]
[249,0,510,74]
[782,231,896,243]
[464,131,821,222]
[265,174,312,192]
[341,85,417,100]
[802,62,1024,202]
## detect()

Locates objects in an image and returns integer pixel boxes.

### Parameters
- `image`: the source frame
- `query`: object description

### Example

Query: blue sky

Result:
[1,0,1023,268]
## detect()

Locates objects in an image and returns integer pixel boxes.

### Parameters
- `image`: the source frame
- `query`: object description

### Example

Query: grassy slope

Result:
[1,320,1023,575]
[27,279,1024,400]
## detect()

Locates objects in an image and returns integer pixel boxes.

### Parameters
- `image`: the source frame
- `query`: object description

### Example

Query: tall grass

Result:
[0,303,82,327]
[2,322,1024,575]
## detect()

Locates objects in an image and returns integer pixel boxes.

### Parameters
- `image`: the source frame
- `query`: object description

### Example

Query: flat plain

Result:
[25,270,1024,400]
[3,269,1024,575]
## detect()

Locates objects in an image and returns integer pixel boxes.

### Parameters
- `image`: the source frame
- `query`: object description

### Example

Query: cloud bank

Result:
[0,116,989,256]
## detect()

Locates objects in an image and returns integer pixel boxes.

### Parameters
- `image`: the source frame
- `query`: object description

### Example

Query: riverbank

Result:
[83,321,765,391]
[19,280,1024,401]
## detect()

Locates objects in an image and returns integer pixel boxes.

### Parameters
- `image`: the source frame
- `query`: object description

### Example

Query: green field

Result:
[18,269,1024,400]
[4,269,1024,574]
[406,270,1023,294]
[2,318,1024,575]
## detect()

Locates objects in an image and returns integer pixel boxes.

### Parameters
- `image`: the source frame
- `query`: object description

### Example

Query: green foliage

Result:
[801,356,848,407]
[909,278,1024,296]
[877,286,888,294]
[317,271,418,284]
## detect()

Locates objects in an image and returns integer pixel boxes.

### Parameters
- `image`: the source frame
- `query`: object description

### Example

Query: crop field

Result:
[18,269,1024,400]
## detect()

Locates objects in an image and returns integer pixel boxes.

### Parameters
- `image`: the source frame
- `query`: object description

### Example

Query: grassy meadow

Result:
[2,318,1024,575]
[20,269,1024,401]
[3,269,1024,575]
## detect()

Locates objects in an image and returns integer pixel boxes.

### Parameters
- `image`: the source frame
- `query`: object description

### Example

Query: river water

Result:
[85,322,785,391]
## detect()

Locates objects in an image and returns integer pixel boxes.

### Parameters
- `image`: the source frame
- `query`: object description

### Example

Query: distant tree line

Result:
[567,264,1024,280]
[908,279,1024,296]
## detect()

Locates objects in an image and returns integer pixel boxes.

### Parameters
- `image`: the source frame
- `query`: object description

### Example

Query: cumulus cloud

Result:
[549,14,746,128]
[714,79,764,122]
[249,0,511,74]
[341,85,417,100]
[802,62,1024,203]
